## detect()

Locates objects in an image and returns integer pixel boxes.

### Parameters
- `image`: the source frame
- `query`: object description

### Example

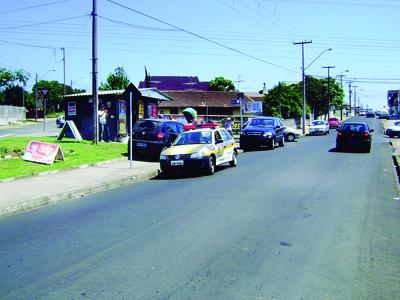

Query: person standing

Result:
[98,105,109,141]
[225,117,233,136]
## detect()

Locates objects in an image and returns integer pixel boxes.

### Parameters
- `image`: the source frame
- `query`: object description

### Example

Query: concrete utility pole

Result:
[322,66,335,119]
[92,0,99,144]
[293,40,312,134]
[62,47,66,96]
[35,73,38,122]
[348,82,352,115]
[353,86,358,115]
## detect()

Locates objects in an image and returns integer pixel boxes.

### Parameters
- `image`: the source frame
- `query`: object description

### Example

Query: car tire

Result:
[286,133,295,142]
[279,136,285,147]
[206,156,215,175]
[269,138,275,150]
[336,144,342,152]
[327,130,330,134]
[229,151,238,167]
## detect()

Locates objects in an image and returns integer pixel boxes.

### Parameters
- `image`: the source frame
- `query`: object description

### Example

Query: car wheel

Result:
[279,136,285,147]
[286,133,295,142]
[229,151,238,167]
[336,144,342,151]
[207,156,215,175]
[327,130,330,134]
[269,138,275,150]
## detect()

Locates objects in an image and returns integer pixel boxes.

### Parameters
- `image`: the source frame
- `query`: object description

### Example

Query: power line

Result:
[0,39,55,50]
[105,0,298,74]
[98,15,179,32]
[0,14,89,30]
[0,0,72,15]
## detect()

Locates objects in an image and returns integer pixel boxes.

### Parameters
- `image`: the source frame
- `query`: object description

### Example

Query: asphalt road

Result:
[1,117,400,299]
[0,118,60,138]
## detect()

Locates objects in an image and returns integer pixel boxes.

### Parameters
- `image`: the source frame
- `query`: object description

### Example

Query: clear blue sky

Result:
[1,0,399,110]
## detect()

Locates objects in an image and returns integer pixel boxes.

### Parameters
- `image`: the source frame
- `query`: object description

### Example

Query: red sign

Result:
[23,141,64,165]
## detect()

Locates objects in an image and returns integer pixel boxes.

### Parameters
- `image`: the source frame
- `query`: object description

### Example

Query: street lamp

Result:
[34,69,56,122]
[293,44,332,134]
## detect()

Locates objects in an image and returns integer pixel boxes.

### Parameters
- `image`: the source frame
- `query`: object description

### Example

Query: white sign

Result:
[242,101,263,113]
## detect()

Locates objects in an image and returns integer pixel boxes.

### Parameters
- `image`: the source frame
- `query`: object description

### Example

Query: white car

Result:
[284,126,301,142]
[308,120,329,135]
[385,121,400,138]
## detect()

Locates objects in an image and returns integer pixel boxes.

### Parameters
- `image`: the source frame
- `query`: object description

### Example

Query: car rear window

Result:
[134,120,161,132]
[341,124,367,132]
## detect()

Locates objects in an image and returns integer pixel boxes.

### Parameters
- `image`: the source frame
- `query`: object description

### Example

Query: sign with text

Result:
[23,141,64,165]
[242,101,263,114]
[67,101,77,116]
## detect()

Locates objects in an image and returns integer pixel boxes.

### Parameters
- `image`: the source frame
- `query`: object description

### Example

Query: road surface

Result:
[0,117,399,299]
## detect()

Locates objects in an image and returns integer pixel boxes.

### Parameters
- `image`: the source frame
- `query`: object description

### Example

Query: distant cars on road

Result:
[328,117,340,129]
[240,117,285,151]
[284,126,300,142]
[336,122,373,153]
[308,120,330,135]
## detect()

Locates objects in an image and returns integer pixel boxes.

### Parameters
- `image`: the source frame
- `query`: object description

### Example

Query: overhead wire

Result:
[104,0,298,74]
[0,0,72,15]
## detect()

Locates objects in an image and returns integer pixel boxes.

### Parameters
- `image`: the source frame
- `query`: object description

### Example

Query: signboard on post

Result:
[23,141,64,165]
[67,101,77,116]
[242,101,263,114]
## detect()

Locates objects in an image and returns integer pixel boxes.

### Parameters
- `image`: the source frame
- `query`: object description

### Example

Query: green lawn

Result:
[0,136,127,179]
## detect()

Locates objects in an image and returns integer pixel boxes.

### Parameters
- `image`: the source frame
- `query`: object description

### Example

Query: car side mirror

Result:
[370,129,374,132]
[336,128,339,131]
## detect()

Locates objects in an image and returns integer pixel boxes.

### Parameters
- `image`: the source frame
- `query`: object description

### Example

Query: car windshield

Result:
[134,120,161,132]
[329,118,338,122]
[312,120,325,125]
[173,131,212,145]
[248,119,274,127]
[341,124,367,132]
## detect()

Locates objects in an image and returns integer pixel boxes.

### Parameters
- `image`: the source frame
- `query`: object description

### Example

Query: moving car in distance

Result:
[308,120,330,135]
[328,117,341,129]
[384,121,400,138]
[336,122,373,153]
[240,117,285,151]
[56,115,65,128]
[160,126,238,176]
[377,110,389,119]
[366,111,375,118]
[128,119,184,158]
[284,126,301,142]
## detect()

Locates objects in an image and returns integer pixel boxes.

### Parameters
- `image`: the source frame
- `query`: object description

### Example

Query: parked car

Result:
[240,117,285,151]
[377,111,389,119]
[128,119,184,158]
[366,111,375,118]
[385,121,400,138]
[56,115,65,128]
[308,120,330,135]
[160,126,238,176]
[328,117,340,129]
[284,126,301,142]
[336,122,373,152]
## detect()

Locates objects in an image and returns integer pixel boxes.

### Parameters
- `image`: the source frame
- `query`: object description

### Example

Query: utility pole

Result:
[92,0,99,144]
[236,75,244,91]
[35,73,38,122]
[353,86,358,116]
[293,40,312,134]
[322,66,335,119]
[348,82,352,115]
[337,74,346,120]
[62,47,66,96]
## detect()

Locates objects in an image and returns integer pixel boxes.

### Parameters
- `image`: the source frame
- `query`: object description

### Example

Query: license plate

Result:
[137,142,147,147]
[171,160,184,166]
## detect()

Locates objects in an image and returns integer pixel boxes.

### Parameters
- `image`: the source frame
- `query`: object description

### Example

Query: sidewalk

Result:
[0,159,159,218]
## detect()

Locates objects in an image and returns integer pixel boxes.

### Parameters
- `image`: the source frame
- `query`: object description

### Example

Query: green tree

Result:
[99,66,130,90]
[0,68,30,105]
[263,82,304,118]
[33,80,78,113]
[209,76,235,92]
[302,76,344,118]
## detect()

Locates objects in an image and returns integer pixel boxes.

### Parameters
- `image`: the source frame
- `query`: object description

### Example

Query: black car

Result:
[366,111,375,118]
[336,122,373,153]
[128,119,184,158]
[240,117,285,151]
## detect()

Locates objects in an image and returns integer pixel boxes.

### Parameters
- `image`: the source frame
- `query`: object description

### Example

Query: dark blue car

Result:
[240,117,286,151]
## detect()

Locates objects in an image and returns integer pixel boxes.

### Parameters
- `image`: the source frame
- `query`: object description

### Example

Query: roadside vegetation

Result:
[0,136,127,179]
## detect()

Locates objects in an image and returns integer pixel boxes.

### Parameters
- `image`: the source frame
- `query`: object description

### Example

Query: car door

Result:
[274,118,285,142]
[220,129,235,163]
[214,130,226,165]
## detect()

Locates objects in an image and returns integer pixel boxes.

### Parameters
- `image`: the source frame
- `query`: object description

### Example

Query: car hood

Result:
[310,125,326,129]
[161,144,216,156]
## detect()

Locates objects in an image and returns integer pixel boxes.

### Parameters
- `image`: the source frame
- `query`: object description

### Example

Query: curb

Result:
[0,169,159,218]
[0,157,128,183]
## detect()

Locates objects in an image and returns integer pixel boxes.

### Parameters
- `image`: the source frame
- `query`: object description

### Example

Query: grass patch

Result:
[0,136,127,179]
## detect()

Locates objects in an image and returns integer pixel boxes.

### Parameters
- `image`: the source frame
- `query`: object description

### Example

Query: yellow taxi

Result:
[159,126,238,175]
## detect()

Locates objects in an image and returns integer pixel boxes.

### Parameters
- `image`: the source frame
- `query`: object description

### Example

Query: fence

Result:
[0,105,26,125]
